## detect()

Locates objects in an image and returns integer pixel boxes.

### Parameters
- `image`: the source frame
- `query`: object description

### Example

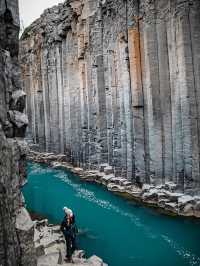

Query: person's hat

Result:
[63,206,73,217]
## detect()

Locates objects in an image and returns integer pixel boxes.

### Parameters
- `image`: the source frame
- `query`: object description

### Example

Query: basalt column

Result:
[20,0,200,192]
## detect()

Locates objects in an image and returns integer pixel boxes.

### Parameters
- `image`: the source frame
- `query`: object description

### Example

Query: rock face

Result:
[20,0,200,193]
[34,219,107,266]
[0,1,36,265]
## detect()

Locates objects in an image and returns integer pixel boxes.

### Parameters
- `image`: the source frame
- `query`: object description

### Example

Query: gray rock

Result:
[194,201,200,217]
[20,0,200,193]
[104,166,113,175]
[15,208,36,265]
[107,183,126,192]
[99,163,109,172]
[8,110,28,127]
[164,202,178,213]
[0,1,35,264]
[87,255,106,266]
[35,221,107,266]
[164,192,183,203]
[164,182,178,192]
[10,90,26,112]
[142,189,159,202]
[15,207,34,231]
[178,195,194,207]
[142,184,154,192]
[180,204,194,217]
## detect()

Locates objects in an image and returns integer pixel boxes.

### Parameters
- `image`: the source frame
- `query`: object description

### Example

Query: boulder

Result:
[8,110,28,137]
[73,250,85,259]
[194,201,200,218]
[8,110,28,128]
[142,188,159,202]
[2,120,13,137]
[107,183,126,192]
[158,198,170,208]
[157,192,168,200]
[122,180,132,187]
[164,191,183,202]
[142,184,154,193]
[164,182,178,192]
[15,207,34,231]
[101,174,114,184]
[127,189,142,199]
[10,89,26,112]
[37,252,60,266]
[164,202,178,213]
[36,244,45,257]
[104,166,113,175]
[87,255,106,266]
[51,161,63,169]
[99,163,109,172]
[180,203,194,216]
[109,177,124,185]
[178,195,194,207]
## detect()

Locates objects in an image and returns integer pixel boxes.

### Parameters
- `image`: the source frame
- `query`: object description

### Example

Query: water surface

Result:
[23,163,200,266]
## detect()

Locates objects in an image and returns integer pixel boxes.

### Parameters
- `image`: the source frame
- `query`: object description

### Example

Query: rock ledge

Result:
[34,219,107,266]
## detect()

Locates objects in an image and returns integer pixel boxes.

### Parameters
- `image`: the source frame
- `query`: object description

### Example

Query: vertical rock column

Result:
[128,10,146,183]
[175,1,200,190]
[155,0,173,182]
[189,0,200,189]
[141,1,164,184]
[95,3,108,166]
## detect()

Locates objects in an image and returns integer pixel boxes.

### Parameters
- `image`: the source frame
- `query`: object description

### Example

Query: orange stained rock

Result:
[128,26,143,107]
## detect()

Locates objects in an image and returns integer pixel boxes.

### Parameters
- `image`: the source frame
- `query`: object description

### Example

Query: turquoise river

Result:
[23,162,200,266]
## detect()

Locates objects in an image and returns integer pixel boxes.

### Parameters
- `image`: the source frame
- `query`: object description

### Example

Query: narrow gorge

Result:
[1,0,200,265]
[21,0,200,193]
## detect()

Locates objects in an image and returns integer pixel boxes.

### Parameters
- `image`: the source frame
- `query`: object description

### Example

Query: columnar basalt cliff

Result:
[20,0,200,194]
[0,0,36,265]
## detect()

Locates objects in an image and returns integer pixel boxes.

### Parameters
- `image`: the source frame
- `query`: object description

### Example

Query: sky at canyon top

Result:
[19,0,64,30]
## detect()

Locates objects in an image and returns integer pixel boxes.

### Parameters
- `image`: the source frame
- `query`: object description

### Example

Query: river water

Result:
[23,162,200,266]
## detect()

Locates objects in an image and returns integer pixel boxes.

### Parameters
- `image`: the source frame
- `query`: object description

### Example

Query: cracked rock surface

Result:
[0,1,36,265]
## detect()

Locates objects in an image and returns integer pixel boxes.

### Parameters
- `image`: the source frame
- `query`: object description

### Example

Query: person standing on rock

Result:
[60,207,78,262]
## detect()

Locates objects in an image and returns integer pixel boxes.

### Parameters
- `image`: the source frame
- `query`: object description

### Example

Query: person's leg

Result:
[66,237,73,261]
[65,238,70,259]
[71,237,77,253]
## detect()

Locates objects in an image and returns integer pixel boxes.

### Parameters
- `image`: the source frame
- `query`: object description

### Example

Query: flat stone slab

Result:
[15,207,34,231]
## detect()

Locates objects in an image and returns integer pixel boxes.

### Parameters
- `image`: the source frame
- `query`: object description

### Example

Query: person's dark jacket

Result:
[60,215,77,239]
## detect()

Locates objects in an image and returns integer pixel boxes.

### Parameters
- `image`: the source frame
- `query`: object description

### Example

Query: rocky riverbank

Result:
[33,219,107,266]
[28,151,200,219]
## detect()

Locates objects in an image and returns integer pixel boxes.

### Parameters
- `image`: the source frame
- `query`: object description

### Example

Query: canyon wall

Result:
[20,0,200,193]
[0,0,36,265]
